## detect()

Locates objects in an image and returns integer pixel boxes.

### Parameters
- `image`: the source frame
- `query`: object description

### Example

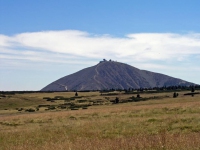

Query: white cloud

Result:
[0,35,11,47]
[1,30,200,91]
[0,30,200,68]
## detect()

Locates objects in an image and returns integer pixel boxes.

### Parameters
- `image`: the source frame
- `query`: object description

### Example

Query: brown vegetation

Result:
[0,91,200,149]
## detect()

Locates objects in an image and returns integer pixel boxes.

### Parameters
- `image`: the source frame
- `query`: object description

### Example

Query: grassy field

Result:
[0,90,200,149]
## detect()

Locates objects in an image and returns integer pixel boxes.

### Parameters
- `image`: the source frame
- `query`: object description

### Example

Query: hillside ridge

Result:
[41,60,194,91]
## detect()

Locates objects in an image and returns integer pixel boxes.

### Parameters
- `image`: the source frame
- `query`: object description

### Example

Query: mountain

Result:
[41,60,195,91]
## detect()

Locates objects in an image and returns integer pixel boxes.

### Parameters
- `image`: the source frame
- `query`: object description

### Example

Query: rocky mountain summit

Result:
[41,60,194,91]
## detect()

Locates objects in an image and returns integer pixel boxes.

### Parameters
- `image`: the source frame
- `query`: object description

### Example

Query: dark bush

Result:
[71,108,79,110]
[173,92,177,98]
[18,108,23,111]
[115,97,119,103]
[25,108,35,112]
[48,106,56,110]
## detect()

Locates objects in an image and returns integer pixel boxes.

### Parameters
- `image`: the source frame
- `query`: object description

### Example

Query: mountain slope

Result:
[41,61,194,91]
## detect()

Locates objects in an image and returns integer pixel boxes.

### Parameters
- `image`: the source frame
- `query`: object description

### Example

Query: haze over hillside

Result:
[41,60,195,91]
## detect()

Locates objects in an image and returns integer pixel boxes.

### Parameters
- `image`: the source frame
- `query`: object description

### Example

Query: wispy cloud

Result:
[1,30,200,91]
[0,30,200,69]
[0,30,200,60]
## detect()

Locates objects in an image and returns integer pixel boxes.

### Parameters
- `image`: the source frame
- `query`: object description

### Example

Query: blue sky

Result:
[0,0,200,90]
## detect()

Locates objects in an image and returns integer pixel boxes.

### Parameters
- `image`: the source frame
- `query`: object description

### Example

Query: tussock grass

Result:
[0,91,200,149]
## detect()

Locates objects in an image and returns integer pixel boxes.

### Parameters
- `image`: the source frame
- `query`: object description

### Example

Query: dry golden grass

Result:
[0,91,200,149]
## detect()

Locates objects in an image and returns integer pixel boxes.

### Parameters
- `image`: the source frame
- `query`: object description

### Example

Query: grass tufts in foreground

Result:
[0,91,200,149]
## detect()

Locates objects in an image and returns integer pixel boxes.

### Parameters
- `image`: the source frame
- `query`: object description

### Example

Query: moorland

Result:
[0,89,200,150]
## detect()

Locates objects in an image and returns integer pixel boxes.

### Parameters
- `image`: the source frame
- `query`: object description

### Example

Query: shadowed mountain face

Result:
[41,61,194,91]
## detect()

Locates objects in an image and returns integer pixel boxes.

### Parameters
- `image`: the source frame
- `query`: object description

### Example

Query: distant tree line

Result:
[1,85,199,94]
[100,85,200,93]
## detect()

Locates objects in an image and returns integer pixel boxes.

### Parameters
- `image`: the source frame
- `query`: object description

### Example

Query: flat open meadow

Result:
[0,90,200,150]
